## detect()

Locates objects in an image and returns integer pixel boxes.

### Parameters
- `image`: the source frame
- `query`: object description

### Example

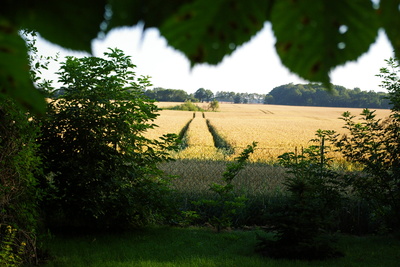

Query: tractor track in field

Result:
[260,109,274,114]
[178,112,234,155]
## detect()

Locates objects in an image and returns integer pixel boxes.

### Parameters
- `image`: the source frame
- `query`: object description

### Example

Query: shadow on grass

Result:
[42,227,400,267]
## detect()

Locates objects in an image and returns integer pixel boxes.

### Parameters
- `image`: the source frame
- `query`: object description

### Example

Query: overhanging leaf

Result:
[107,0,191,31]
[159,0,271,65]
[271,0,379,85]
[16,0,106,52]
[0,19,45,114]
[380,0,400,60]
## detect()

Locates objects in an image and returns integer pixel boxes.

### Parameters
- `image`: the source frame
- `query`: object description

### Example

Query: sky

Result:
[36,22,394,95]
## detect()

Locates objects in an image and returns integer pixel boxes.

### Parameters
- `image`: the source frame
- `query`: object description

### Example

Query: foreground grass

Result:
[41,227,400,267]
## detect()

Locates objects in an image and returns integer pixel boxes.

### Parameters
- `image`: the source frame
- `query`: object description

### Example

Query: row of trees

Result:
[215,91,265,104]
[144,87,197,102]
[144,85,390,108]
[265,83,391,108]
[144,87,216,103]
[144,87,265,104]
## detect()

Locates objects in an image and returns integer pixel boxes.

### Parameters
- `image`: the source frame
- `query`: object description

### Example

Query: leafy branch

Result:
[193,142,257,232]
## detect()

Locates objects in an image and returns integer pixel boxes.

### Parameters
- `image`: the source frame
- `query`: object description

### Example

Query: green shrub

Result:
[168,100,204,111]
[0,99,41,265]
[0,226,26,267]
[192,142,256,232]
[208,99,219,111]
[336,109,400,231]
[36,48,179,230]
[334,57,400,231]
[257,130,344,260]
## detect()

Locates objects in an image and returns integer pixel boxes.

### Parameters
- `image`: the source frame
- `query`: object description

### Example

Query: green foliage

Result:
[160,0,268,66]
[144,87,193,102]
[177,211,201,227]
[336,109,400,230]
[267,83,390,108]
[2,1,400,112]
[36,48,179,229]
[208,99,219,111]
[335,58,400,231]
[215,91,265,104]
[193,143,256,232]
[257,130,344,260]
[194,88,214,102]
[271,1,379,85]
[380,1,400,61]
[0,99,41,265]
[23,30,58,95]
[377,57,400,112]
[0,226,26,267]
[168,100,204,111]
[0,20,45,114]
[143,84,390,107]
[37,227,400,267]
[15,1,106,52]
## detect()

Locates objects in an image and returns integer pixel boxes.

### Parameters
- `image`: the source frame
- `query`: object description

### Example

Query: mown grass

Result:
[41,227,400,267]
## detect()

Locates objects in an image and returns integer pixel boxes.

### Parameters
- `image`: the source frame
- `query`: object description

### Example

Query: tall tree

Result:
[37,48,178,228]
[194,88,208,102]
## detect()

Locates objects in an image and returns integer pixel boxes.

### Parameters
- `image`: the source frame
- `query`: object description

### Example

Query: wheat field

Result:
[144,109,194,140]
[148,102,391,212]
[147,102,392,162]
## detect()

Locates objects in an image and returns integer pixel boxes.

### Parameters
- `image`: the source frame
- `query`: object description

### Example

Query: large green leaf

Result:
[380,0,400,60]
[159,0,271,65]
[107,0,192,31]
[15,0,106,52]
[0,19,45,113]
[271,0,379,85]
[1,0,399,113]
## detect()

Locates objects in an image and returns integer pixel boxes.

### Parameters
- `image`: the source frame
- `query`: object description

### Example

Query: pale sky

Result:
[36,22,394,95]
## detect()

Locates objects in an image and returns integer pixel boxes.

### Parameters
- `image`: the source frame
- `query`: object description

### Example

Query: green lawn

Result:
[39,227,400,267]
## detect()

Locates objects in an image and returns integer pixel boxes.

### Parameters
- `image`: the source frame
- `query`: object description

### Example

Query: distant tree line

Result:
[215,91,265,104]
[144,87,216,103]
[144,83,390,109]
[143,87,197,102]
[264,83,391,109]
[144,87,265,104]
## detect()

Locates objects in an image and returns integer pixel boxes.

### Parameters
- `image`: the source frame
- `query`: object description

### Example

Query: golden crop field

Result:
[147,102,392,162]
[144,109,194,140]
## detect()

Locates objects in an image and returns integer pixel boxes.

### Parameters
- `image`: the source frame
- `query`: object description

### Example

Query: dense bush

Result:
[257,130,345,260]
[0,99,41,265]
[334,58,400,231]
[207,99,219,111]
[336,109,400,231]
[36,48,179,230]
[167,100,204,111]
[192,143,256,231]
[0,30,59,266]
